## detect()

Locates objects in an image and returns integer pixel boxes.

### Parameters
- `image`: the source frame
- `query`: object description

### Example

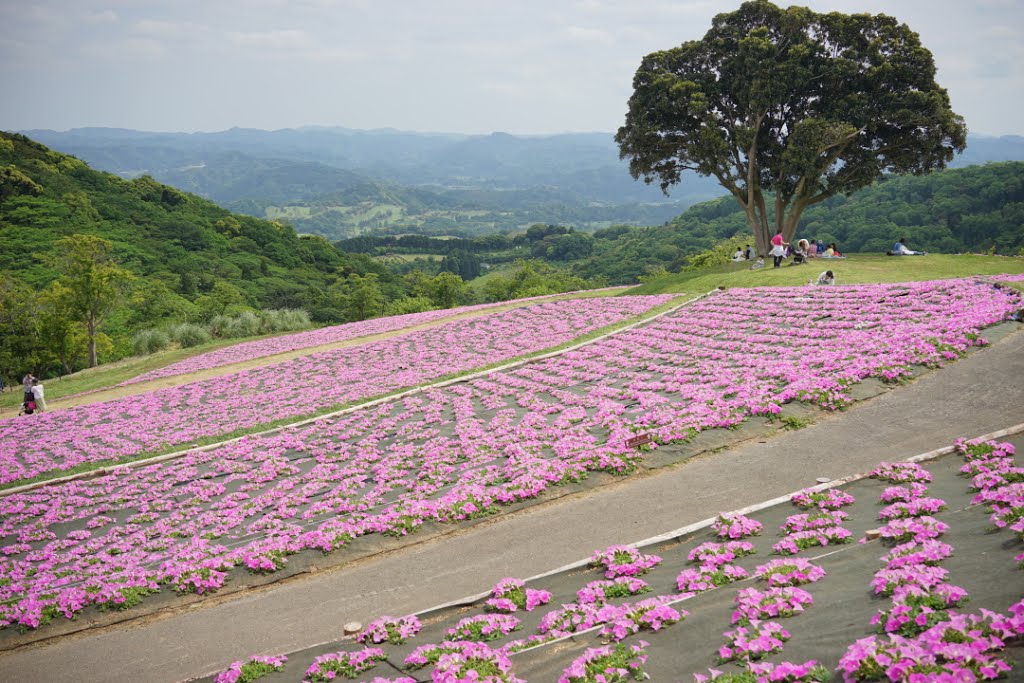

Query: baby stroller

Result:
[18,399,36,416]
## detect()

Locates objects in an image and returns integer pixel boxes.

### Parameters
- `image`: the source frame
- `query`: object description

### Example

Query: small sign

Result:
[625,433,653,449]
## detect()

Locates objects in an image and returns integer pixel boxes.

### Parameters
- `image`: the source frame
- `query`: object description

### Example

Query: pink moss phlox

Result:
[213,655,287,683]
[731,586,814,624]
[789,488,856,511]
[590,545,663,578]
[357,614,422,645]
[713,513,764,539]
[558,640,649,683]
[718,620,791,663]
[753,558,827,587]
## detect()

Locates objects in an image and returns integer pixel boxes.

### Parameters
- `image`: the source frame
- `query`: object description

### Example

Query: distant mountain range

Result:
[17,126,1024,240]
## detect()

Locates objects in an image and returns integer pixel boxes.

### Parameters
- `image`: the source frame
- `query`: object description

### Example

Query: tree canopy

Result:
[616,0,967,255]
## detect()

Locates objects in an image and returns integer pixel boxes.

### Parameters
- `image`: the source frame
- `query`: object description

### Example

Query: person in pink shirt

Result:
[768,229,789,268]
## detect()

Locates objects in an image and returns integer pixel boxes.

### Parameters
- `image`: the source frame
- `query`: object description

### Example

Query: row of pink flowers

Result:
[0,295,670,484]
[122,291,630,387]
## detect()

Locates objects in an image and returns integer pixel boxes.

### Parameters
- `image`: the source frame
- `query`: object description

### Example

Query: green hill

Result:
[0,132,397,349]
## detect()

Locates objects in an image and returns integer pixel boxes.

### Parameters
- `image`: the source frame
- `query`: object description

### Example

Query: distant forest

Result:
[338,162,1024,284]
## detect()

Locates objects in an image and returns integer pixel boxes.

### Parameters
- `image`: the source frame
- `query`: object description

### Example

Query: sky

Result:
[1,0,1021,136]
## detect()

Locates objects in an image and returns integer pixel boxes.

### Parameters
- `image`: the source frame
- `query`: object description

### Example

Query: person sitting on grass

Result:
[813,270,835,286]
[732,247,745,261]
[889,237,927,256]
[750,255,765,270]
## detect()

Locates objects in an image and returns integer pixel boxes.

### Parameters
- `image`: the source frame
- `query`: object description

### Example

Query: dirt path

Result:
[2,326,1020,683]
[8,291,635,416]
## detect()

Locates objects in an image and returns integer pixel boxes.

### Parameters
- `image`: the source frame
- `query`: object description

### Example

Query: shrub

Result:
[168,323,211,348]
[132,329,171,356]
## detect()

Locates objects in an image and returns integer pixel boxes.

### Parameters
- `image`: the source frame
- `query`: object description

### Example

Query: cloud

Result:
[80,37,166,61]
[564,25,611,42]
[226,29,313,50]
[480,80,526,97]
[84,9,118,24]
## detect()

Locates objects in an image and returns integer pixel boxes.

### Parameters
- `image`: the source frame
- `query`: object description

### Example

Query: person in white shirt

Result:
[814,270,835,285]
[891,237,926,256]
[732,248,745,261]
[30,380,46,412]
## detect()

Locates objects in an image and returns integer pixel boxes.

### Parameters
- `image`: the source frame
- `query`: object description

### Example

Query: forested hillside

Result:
[0,132,398,312]
[0,133,419,376]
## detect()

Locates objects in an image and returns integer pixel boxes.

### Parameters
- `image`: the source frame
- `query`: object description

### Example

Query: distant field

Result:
[374,253,444,262]
[631,253,1024,295]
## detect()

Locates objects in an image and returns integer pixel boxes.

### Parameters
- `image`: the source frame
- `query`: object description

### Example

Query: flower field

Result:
[195,434,1024,682]
[0,279,1019,637]
[0,296,670,484]
[120,294,608,387]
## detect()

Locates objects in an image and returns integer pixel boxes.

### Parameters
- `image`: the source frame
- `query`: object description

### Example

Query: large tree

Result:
[48,234,134,368]
[616,0,967,256]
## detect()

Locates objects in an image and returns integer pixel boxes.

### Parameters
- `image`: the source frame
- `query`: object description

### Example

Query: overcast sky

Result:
[1,0,1021,136]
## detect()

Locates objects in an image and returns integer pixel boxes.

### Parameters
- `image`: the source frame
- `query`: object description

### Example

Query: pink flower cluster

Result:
[559,641,649,683]
[597,596,686,641]
[961,437,1024,541]
[431,641,523,683]
[718,620,792,663]
[772,527,853,555]
[688,541,757,567]
[484,578,552,613]
[731,587,814,625]
[676,564,750,593]
[590,545,663,578]
[304,647,385,682]
[753,558,827,587]
[357,614,422,645]
[213,654,287,683]
[839,604,1023,682]
[445,614,521,642]
[870,462,933,485]
[780,510,849,534]
[712,513,763,539]
[789,489,856,511]
[694,660,829,682]
[576,577,651,605]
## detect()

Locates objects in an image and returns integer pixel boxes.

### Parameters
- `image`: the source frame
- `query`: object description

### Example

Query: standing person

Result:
[30,379,46,413]
[768,229,789,268]
[22,373,35,405]
[0,376,5,393]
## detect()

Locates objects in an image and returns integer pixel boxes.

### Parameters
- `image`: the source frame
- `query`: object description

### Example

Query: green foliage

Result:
[0,131,405,375]
[616,1,966,254]
[47,234,135,367]
[683,236,750,271]
[132,328,171,356]
[384,296,436,316]
[479,260,601,302]
[167,323,212,348]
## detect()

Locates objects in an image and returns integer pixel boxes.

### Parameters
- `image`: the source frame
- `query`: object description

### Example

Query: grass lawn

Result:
[629,253,1024,295]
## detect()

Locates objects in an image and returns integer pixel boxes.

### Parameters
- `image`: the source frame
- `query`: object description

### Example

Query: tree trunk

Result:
[87,318,97,368]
